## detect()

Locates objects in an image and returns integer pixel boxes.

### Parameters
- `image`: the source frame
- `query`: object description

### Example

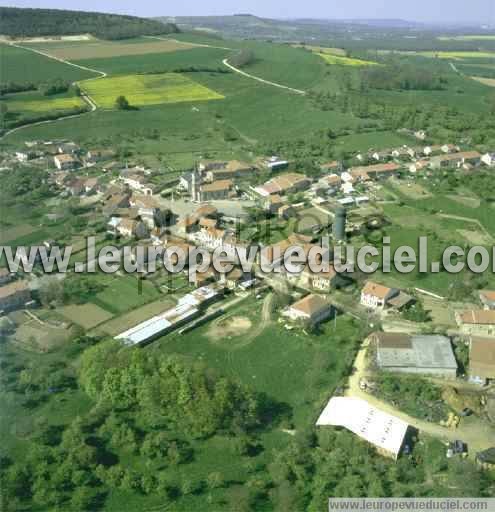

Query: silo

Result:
[333,207,347,242]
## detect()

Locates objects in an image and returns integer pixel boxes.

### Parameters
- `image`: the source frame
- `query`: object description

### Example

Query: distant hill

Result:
[0,7,179,40]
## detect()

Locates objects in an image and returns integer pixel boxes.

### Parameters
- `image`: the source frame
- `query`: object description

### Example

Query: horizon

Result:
[1,1,494,26]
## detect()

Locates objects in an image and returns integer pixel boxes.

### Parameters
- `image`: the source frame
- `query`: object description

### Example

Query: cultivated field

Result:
[28,38,201,61]
[438,35,495,41]
[81,73,224,108]
[4,95,86,114]
[292,44,346,56]
[316,52,378,66]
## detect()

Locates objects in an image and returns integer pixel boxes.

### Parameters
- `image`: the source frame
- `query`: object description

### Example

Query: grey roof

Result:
[378,334,457,370]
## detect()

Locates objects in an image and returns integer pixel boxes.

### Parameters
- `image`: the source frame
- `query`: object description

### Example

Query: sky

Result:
[1,0,494,25]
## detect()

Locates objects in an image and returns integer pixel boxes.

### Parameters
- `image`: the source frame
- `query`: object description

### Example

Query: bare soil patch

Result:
[208,315,253,343]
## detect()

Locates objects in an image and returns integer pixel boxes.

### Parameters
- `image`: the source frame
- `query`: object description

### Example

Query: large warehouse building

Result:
[371,332,458,378]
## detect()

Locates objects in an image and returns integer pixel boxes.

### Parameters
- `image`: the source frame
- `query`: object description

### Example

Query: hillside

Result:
[0,7,179,40]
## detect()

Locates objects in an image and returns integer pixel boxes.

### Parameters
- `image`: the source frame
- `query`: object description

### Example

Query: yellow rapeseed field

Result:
[81,73,224,108]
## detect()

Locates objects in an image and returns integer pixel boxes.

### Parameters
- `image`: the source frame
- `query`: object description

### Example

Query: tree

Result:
[115,95,131,110]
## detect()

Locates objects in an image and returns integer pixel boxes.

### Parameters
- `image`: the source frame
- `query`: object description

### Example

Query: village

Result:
[2,134,495,469]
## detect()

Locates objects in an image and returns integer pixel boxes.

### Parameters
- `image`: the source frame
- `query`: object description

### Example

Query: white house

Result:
[360,281,399,310]
[481,153,495,167]
[283,294,332,326]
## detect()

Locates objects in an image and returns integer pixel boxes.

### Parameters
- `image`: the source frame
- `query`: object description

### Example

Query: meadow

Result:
[0,43,97,84]
[81,73,224,108]
[437,35,495,41]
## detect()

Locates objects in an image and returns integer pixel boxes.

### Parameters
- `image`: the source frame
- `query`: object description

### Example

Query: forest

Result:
[0,7,179,40]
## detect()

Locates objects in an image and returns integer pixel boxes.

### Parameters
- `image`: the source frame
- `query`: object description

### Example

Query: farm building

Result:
[371,332,458,378]
[199,180,235,201]
[455,310,495,337]
[349,162,401,180]
[469,337,495,386]
[316,396,410,460]
[429,151,481,170]
[201,160,255,182]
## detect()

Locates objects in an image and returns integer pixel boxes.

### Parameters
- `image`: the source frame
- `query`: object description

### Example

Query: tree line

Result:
[0,7,179,40]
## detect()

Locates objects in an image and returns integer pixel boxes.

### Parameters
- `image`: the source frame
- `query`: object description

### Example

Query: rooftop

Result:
[316,396,409,459]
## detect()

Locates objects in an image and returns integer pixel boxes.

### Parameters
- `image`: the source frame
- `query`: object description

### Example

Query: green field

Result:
[75,47,230,75]
[438,35,495,41]
[0,43,97,84]
[81,73,224,108]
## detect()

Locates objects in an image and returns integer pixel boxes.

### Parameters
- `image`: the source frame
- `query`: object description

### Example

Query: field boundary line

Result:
[222,58,306,95]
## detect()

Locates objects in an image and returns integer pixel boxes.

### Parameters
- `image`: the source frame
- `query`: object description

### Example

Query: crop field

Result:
[414,50,495,60]
[316,52,378,66]
[81,73,224,108]
[0,43,97,84]
[4,94,86,114]
[26,38,201,60]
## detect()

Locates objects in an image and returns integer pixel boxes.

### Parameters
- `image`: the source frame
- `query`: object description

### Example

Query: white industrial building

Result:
[316,397,409,460]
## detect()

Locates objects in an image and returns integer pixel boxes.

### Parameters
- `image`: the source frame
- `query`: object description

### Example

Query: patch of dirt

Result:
[208,315,253,342]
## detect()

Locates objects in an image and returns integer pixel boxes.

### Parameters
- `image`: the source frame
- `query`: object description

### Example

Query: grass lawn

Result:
[81,73,224,108]
[90,274,161,314]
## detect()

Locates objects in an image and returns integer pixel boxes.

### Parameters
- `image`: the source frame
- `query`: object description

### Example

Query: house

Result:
[195,204,218,219]
[264,194,284,214]
[408,159,429,173]
[120,171,155,196]
[113,218,149,239]
[254,173,311,197]
[278,204,296,219]
[316,397,409,460]
[371,332,457,378]
[86,149,115,164]
[83,177,100,195]
[178,215,200,235]
[54,154,78,170]
[481,153,495,167]
[299,265,337,292]
[102,193,131,216]
[369,149,391,162]
[66,178,86,196]
[414,130,427,140]
[468,337,495,385]
[391,146,415,160]
[430,151,482,170]
[319,174,342,193]
[15,151,35,162]
[203,160,255,182]
[199,179,235,201]
[349,163,401,180]
[441,144,459,154]
[264,156,289,172]
[423,145,443,156]
[0,280,31,312]
[283,294,333,326]
[455,310,495,336]
[480,290,495,310]
[58,142,79,154]
[129,195,168,229]
[222,267,252,290]
[360,281,399,310]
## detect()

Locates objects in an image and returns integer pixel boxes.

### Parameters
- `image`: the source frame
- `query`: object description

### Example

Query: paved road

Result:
[346,338,495,455]
[222,58,306,95]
